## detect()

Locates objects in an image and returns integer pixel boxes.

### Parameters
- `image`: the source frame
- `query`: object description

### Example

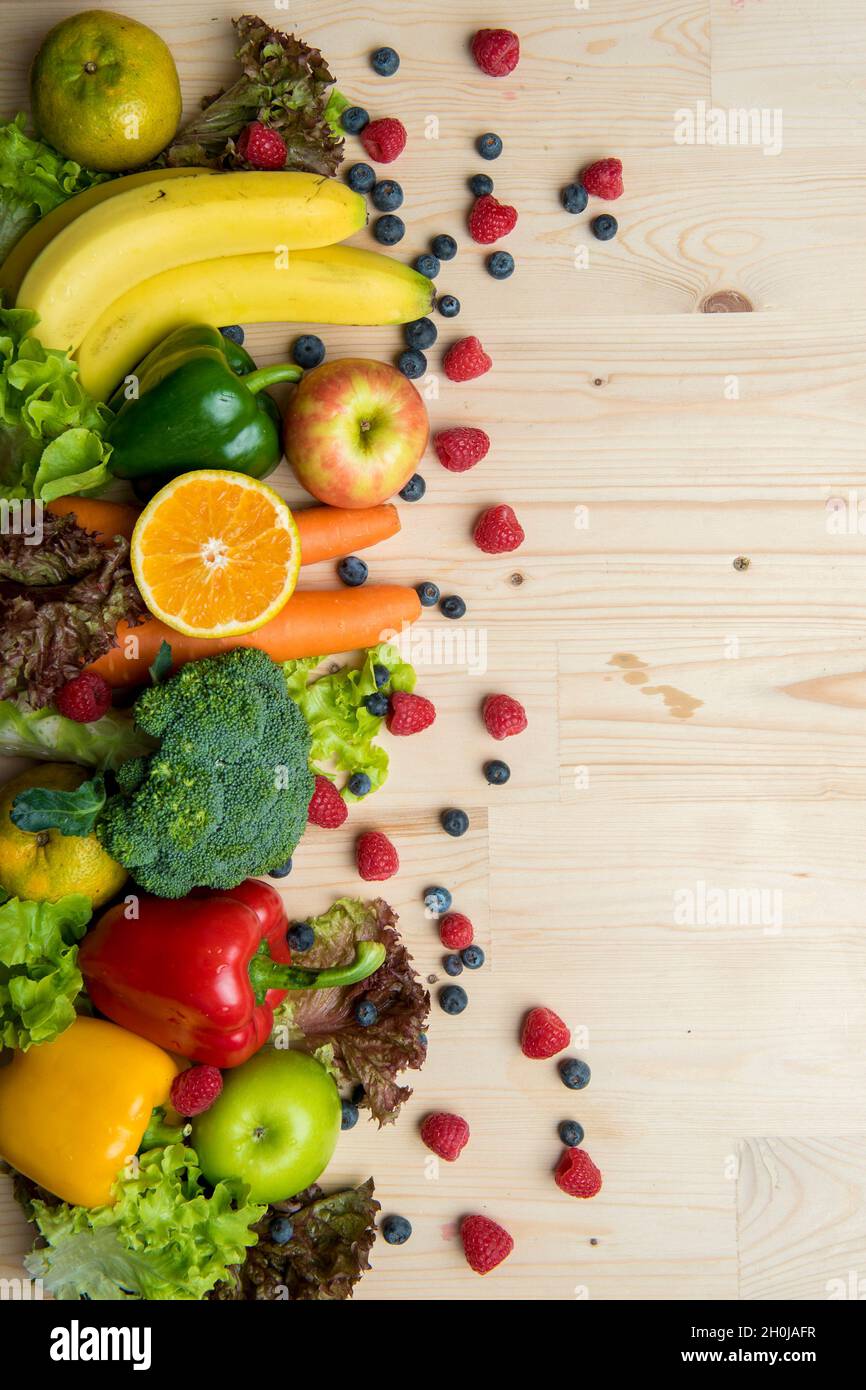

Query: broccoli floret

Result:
[97,648,314,898]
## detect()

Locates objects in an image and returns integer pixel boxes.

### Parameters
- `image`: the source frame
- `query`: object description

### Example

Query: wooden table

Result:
[3,0,866,1301]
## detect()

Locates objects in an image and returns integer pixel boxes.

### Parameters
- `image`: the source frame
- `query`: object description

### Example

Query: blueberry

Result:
[484,759,511,785]
[219,325,244,345]
[371,46,400,76]
[355,999,379,1027]
[347,162,376,193]
[487,251,515,280]
[441,807,469,837]
[348,771,372,797]
[416,581,440,607]
[415,253,440,278]
[443,953,463,976]
[440,594,466,619]
[341,106,370,135]
[372,179,403,212]
[469,173,494,197]
[382,1214,412,1245]
[352,1083,365,1104]
[561,182,588,215]
[397,348,426,379]
[439,984,468,1015]
[436,294,460,318]
[419,1032,428,1048]
[477,132,503,160]
[292,334,325,369]
[338,555,368,587]
[269,1216,294,1244]
[364,691,389,716]
[591,214,618,241]
[372,663,390,688]
[399,473,426,501]
[287,921,315,952]
[375,213,405,245]
[404,316,438,350]
[268,858,293,878]
[431,234,457,261]
[461,945,485,970]
[558,1120,585,1148]
[424,884,452,915]
[341,1100,360,1131]
[559,1058,592,1091]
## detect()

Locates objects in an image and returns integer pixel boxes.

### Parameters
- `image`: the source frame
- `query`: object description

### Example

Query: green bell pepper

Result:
[105,324,302,482]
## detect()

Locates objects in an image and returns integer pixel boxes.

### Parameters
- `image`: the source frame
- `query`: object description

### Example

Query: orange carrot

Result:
[88,585,422,689]
[47,496,139,546]
[47,497,401,565]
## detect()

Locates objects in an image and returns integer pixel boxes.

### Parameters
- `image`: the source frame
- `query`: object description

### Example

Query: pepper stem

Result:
[241,363,303,395]
[248,939,386,1006]
[139,1106,188,1151]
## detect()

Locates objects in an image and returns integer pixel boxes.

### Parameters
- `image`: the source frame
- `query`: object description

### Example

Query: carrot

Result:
[88,585,423,689]
[47,497,401,564]
[47,496,139,545]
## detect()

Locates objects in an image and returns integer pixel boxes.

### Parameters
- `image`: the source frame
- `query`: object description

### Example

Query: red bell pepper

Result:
[79,879,385,1068]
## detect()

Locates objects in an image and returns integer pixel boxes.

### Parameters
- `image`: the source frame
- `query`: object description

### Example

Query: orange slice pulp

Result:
[130,470,300,638]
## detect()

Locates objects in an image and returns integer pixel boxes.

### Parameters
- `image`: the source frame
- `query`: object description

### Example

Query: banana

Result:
[75,245,436,401]
[0,168,214,302]
[18,172,368,354]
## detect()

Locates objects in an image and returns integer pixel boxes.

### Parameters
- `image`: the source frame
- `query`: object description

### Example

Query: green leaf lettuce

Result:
[0,114,109,263]
[0,894,91,1049]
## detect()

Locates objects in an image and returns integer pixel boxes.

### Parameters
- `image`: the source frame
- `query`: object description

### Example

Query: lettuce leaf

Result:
[0,700,155,770]
[0,511,146,708]
[212,1179,378,1300]
[0,306,113,502]
[0,894,90,1049]
[0,115,109,263]
[274,898,429,1124]
[283,643,416,800]
[165,15,345,176]
[23,1142,265,1301]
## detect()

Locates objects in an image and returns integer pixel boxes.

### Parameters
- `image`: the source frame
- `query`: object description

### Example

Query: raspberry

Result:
[56,672,113,724]
[433,426,491,473]
[443,336,492,382]
[581,158,623,200]
[468,195,518,245]
[420,1111,470,1161]
[473,504,524,554]
[170,1065,223,1117]
[555,1146,603,1198]
[471,28,520,77]
[360,118,407,164]
[520,1006,570,1059]
[236,121,287,170]
[356,830,399,881]
[439,912,473,950]
[386,691,436,735]
[482,693,528,740]
[307,775,348,828]
[461,1215,514,1274]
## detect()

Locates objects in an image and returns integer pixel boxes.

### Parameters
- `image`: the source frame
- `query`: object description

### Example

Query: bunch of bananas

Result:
[3,169,435,402]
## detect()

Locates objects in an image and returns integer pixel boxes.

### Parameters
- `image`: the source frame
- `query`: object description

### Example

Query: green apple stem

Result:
[248,940,386,1005]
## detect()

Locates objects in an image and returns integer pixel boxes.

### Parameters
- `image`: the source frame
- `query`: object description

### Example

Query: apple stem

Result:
[248,940,387,1005]
[242,363,303,395]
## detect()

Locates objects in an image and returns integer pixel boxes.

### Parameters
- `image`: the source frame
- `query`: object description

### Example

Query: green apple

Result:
[192,1048,341,1203]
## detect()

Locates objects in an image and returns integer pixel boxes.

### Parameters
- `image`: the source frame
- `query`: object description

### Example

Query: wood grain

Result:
[2,0,866,1301]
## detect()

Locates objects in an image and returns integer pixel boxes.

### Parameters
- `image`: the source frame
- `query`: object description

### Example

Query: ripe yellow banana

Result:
[18,172,367,354]
[76,246,436,401]
[0,168,214,302]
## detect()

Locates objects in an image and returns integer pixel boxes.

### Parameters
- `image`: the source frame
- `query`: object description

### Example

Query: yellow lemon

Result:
[30,10,182,173]
[0,764,126,907]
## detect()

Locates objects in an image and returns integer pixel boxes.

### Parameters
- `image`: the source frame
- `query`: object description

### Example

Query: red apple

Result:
[284,358,429,508]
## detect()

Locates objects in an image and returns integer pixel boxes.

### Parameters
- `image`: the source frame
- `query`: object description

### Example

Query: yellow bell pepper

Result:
[0,1015,177,1208]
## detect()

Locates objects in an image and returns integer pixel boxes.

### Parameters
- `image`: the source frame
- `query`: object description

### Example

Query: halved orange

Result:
[131,470,301,638]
